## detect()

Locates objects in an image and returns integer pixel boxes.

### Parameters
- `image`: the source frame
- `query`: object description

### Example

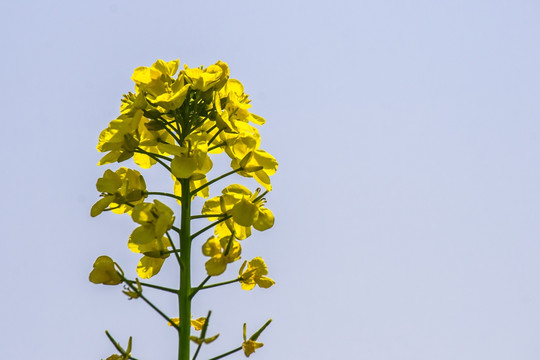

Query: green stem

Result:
[189,275,211,300]
[124,279,178,294]
[166,231,183,268]
[147,191,183,203]
[159,118,183,145]
[192,310,212,360]
[208,347,242,360]
[191,169,241,197]
[122,276,179,331]
[190,216,231,241]
[250,319,272,341]
[254,190,269,203]
[205,124,217,134]
[195,278,240,291]
[135,149,172,172]
[190,214,226,220]
[207,319,272,360]
[208,142,226,152]
[104,331,139,360]
[134,148,171,161]
[171,226,183,236]
[207,128,224,146]
[179,179,192,360]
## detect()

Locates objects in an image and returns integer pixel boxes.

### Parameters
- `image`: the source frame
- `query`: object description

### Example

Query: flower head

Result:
[89,256,123,285]
[238,257,275,290]
[242,323,264,357]
[91,167,147,217]
[128,200,175,278]
[202,234,242,276]
[96,111,142,166]
[202,184,274,240]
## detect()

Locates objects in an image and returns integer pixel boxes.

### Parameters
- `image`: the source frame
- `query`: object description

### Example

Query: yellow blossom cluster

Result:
[90,59,277,359]
[95,59,277,193]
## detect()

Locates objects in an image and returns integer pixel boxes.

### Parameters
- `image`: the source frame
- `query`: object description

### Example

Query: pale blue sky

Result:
[1,1,540,359]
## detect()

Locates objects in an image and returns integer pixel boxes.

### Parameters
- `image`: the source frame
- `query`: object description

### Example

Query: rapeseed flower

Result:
[242,323,264,357]
[202,184,274,240]
[201,235,242,276]
[91,167,147,217]
[89,256,123,285]
[96,110,143,166]
[238,257,275,290]
[128,200,175,278]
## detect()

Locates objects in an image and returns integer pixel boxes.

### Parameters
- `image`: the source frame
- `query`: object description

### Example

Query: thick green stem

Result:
[179,179,192,360]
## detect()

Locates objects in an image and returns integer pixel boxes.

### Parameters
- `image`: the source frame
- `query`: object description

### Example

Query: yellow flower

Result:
[122,278,142,300]
[182,61,229,92]
[190,333,220,345]
[169,141,213,180]
[202,184,274,240]
[96,110,143,166]
[132,59,191,112]
[217,79,265,126]
[134,237,171,279]
[128,200,175,278]
[242,340,263,357]
[89,256,123,285]
[168,316,207,330]
[202,235,242,276]
[238,257,275,290]
[214,127,277,191]
[130,200,175,239]
[91,167,147,217]
[104,335,132,360]
[120,91,148,116]
[133,116,176,169]
[242,323,264,357]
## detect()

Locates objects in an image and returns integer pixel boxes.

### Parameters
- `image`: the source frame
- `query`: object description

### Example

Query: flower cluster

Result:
[202,184,274,240]
[96,59,277,193]
[128,200,175,278]
[91,167,147,217]
[90,59,277,359]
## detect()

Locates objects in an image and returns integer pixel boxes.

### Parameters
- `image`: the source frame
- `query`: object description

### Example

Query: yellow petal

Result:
[253,207,274,231]
[205,255,227,276]
[171,156,198,179]
[136,256,165,279]
[231,198,258,227]
[242,340,264,357]
[256,276,275,289]
[90,196,114,217]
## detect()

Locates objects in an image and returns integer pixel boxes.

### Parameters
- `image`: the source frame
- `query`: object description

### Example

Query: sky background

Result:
[1,0,540,359]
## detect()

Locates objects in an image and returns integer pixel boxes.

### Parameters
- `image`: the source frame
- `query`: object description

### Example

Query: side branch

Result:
[190,215,231,241]
[105,331,139,360]
[134,149,172,173]
[124,279,178,294]
[208,319,272,360]
[190,169,241,197]
[195,278,240,292]
[147,191,183,203]
[121,276,179,331]
[189,275,211,300]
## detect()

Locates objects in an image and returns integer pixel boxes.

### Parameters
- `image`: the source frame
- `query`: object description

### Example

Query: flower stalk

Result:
[90,58,278,360]
[179,179,192,359]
